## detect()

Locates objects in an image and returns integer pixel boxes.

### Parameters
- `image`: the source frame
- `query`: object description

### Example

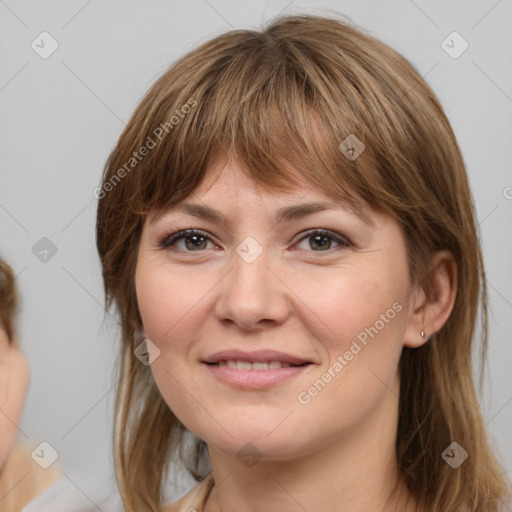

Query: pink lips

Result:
[202,349,311,366]
[201,349,314,390]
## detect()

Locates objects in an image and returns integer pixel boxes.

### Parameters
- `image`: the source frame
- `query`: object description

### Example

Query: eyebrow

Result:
[162,200,374,227]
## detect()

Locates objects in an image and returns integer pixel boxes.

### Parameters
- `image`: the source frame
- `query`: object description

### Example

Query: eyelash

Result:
[158,228,351,254]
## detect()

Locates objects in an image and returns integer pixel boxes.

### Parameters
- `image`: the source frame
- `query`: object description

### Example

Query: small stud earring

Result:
[421,330,426,338]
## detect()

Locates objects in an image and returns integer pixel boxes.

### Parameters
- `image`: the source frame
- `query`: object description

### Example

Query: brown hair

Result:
[96,13,510,511]
[0,259,17,340]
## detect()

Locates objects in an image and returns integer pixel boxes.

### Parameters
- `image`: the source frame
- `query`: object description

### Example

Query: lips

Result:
[202,349,313,367]
[215,360,305,370]
[203,350,314,390]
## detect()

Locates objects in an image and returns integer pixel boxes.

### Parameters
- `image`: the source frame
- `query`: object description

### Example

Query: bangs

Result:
[119,27,401,224]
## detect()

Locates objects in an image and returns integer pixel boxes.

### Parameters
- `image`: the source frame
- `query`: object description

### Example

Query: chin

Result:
[195,420,315,463]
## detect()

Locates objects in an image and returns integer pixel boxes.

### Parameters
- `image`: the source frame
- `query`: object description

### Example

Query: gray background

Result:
[1,0,511,505]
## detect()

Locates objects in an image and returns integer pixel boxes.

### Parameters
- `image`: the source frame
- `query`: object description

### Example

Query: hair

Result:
[0,259,17,341]
[95,13,510,512]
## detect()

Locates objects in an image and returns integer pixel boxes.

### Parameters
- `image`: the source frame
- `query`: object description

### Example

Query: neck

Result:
[204,373,416,512]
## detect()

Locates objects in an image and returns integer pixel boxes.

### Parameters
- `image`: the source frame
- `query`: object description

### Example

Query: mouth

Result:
[202,349,315,367]
[205,360,311,370]
[201,350,315,390]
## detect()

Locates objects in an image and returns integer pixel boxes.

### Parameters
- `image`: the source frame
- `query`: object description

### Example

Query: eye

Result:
[159,229,217,252]
[159,228,351,253]
[294,228,351,252]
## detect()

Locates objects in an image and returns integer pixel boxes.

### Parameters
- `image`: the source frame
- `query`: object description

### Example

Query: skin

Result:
[135,153,457,512]
[0,328,30,472]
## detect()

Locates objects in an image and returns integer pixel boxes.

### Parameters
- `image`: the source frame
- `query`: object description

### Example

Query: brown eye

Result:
[160,229,215,251]
[295,229,350,252]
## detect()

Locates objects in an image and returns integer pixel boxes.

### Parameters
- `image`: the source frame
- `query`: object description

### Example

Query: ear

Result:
[403,250,457,348]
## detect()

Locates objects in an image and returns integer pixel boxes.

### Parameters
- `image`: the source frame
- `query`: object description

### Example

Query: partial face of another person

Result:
[0,328,29,470]
[135,154,424,460]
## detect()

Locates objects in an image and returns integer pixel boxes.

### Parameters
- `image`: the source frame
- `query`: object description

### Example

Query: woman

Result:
[96,14,511,512]
[0,260,58,510]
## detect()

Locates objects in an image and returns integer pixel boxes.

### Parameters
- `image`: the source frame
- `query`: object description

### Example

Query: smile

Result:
[208,360,310,370]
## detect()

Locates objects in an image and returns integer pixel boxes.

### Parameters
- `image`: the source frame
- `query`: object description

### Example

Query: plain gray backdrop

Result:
[1,0,511,505]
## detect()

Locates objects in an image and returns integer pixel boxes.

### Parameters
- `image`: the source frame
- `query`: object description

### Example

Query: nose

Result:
[215,244,290,332]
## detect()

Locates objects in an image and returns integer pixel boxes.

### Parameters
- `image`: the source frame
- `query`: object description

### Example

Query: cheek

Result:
[0,351,29,470]
[135,259,220,372]
[135,263,207,432]
[292,265,406,353]
[289,264,409,406]
[136,262,201,341]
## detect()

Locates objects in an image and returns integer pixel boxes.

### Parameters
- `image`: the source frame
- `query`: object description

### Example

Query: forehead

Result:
[194,155,309,200]
[152,156,375,228]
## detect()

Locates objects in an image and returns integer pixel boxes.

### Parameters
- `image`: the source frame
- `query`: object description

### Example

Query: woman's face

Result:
[135,155,421,461]
[0,328,29,470]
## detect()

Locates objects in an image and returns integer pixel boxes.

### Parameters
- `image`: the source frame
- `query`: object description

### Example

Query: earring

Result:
[421,330,426,338]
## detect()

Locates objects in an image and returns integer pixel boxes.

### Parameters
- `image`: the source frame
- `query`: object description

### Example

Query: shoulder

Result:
[0,442,59,511]
[160,473,214,512]
[20,466,122,512]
